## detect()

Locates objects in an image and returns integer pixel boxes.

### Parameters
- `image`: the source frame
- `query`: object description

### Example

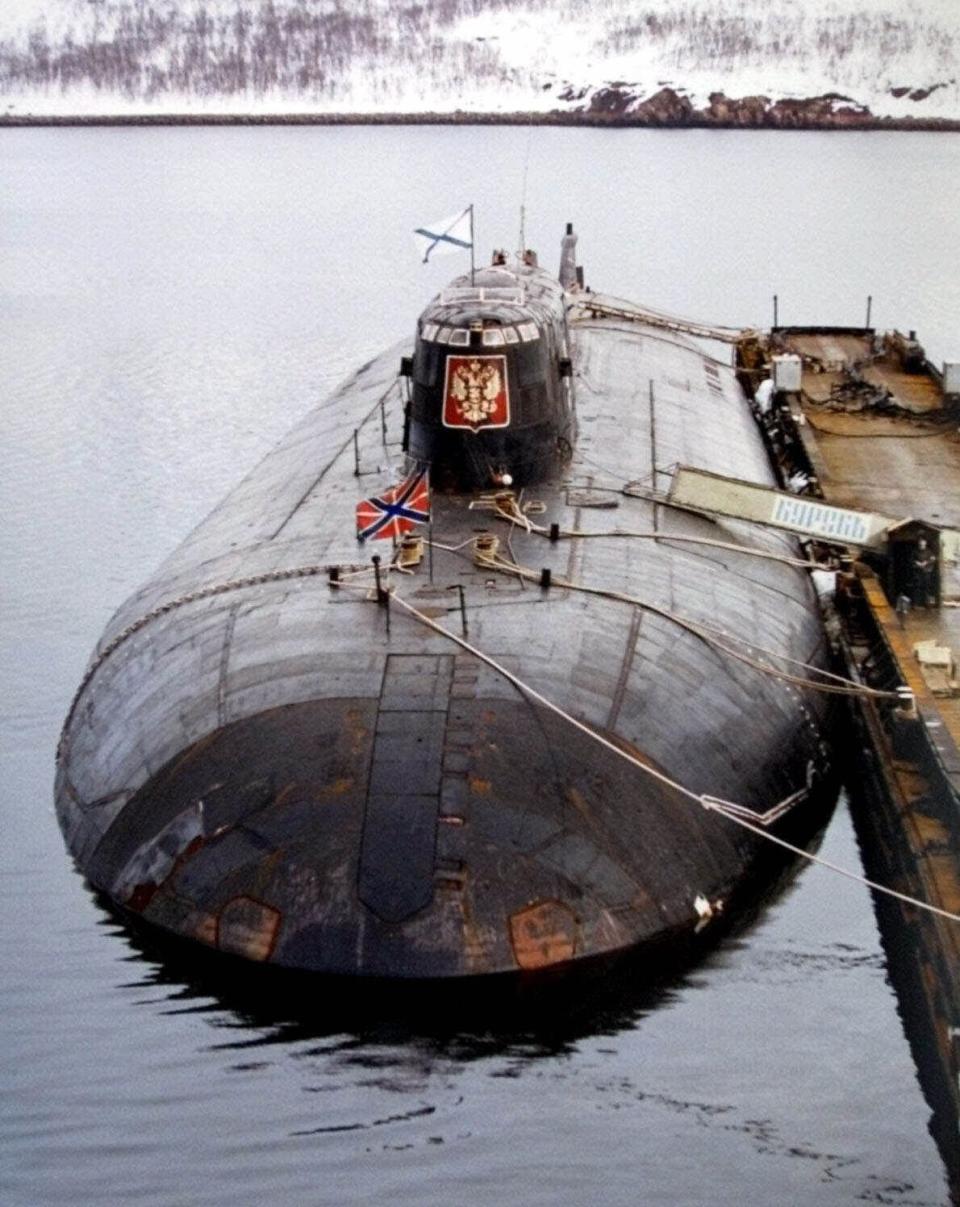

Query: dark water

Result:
[3,126,959,1205]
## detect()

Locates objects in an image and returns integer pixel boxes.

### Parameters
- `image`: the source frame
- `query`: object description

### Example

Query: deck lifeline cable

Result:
[470,541,898,701]
[57,522,898,768]
[56,550,958,926]
[387,584,960,927]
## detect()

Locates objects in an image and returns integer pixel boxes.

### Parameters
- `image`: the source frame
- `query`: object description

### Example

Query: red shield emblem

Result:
[442,356,510,432]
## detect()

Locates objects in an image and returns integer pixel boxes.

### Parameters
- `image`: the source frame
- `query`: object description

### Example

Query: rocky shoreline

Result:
[2,88,958,130]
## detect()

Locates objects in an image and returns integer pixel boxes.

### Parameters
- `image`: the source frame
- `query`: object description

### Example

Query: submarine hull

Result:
[56,260,839,980]
[72,694,837,978]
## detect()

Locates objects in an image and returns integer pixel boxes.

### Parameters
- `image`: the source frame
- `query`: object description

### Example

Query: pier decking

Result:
[768,327,960,1184]
[785,331,960,755]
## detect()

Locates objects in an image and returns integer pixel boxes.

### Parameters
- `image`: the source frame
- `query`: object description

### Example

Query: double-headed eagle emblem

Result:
[443,356,510,431]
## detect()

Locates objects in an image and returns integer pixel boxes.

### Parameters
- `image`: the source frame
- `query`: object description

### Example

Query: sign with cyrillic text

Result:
[668,465,894,548]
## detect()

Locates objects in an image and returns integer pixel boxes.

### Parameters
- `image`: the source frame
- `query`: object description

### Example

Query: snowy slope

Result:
[0,0,957,121]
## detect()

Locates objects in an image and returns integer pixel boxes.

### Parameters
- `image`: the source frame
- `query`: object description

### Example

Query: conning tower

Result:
[406,249,576,491]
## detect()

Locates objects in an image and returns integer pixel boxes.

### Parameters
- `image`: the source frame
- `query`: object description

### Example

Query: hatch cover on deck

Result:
[357,654,453,923]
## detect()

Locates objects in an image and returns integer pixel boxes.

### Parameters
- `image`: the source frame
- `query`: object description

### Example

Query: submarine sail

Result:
[55,229,838,978]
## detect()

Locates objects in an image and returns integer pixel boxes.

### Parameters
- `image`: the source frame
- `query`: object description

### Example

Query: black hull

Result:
[56,258,839,982]
[86,776,835,1019]
[70,692,839,979]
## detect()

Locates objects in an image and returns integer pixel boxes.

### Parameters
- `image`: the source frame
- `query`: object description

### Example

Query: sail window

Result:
[421,322,439,342]
[518,322,540,342]
[503,327,520,344]
[448,329,471,346]
[482,329,506,347]
[437,327,453,343]
[440,286,525,305]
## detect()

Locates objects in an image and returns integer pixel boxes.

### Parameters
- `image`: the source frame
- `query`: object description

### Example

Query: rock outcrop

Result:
[562,84,959,130]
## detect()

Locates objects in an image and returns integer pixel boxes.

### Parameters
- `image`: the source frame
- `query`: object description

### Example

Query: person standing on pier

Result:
[912,538,938,608]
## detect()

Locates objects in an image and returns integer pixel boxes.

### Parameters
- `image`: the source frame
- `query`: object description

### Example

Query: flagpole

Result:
[469,204,475,286]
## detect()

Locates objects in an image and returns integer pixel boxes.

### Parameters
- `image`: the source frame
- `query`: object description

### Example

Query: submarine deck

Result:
[56,297,836,982]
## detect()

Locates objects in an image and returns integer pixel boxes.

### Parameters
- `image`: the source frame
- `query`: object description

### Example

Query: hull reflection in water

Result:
[56,228,840,980]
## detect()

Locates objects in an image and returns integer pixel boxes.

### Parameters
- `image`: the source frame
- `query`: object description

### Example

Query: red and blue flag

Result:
[356,467,430,542]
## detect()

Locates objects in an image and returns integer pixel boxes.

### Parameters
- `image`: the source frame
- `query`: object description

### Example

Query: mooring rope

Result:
[492,491,816,569]
[486,492,899,698]
[55,553,957,925]
[56,515,894,768]
[384,586,960,926]
[469,541,899,702]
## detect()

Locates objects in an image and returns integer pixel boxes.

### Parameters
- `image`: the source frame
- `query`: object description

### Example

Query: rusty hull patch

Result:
[509,899,580,970]
[216,896,281,961]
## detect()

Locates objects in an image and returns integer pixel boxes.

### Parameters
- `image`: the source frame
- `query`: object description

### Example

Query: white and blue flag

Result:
[414,207,473,263]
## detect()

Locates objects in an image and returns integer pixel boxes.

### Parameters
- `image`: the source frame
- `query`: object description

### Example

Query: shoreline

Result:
[2,109,960,131]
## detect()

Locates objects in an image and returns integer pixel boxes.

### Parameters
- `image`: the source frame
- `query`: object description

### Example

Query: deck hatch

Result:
[358,655,453,923]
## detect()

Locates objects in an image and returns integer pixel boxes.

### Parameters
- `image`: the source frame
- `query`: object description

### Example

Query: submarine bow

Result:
[56,229,838,979]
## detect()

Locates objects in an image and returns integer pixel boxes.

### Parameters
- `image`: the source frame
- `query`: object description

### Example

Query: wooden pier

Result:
[766,326,960,1183]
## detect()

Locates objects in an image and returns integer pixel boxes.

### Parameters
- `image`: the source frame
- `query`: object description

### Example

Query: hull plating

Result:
[56,269,838,979]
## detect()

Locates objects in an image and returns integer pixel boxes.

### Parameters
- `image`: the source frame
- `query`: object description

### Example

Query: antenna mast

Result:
[518,124,533,256]
[470,203,476,285]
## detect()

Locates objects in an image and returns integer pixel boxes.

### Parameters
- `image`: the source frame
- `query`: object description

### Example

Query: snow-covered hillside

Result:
[0,0,957,122]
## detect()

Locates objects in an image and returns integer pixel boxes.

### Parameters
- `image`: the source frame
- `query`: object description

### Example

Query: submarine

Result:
[55,226,839,980]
